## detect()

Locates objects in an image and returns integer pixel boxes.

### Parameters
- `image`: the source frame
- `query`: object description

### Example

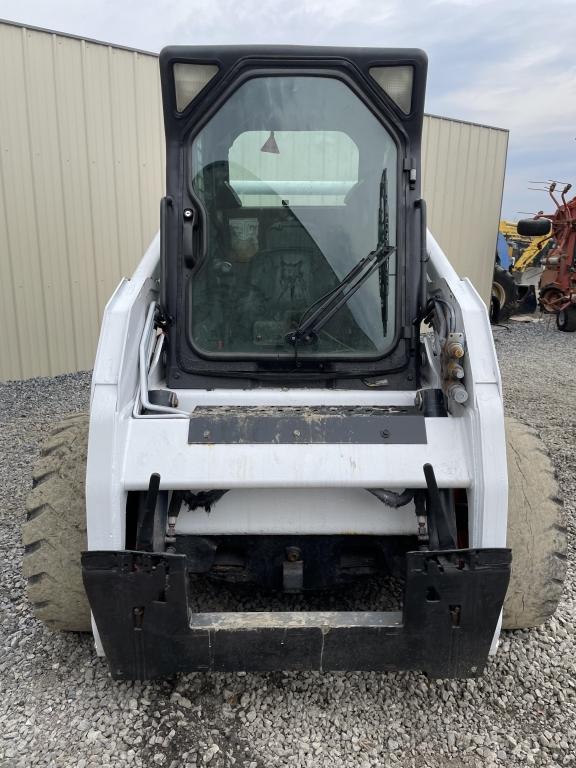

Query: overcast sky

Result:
[1,0,574,219]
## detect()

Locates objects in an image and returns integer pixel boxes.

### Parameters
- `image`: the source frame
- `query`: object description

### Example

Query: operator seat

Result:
[241,216,359,347]
[248,219,329,308]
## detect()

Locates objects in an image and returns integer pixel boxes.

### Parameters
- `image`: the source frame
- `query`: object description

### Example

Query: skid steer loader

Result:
[23,46,566,680]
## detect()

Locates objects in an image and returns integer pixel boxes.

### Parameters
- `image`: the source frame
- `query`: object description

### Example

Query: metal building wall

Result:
[0,20,508,381]
[0,21,164,381]
[422,114,508,308]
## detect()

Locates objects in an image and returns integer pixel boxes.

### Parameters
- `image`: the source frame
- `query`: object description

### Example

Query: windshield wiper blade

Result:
[285,244,396,346]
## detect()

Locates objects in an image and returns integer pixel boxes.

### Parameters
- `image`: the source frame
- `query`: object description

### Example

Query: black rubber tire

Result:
[22,413,91,632]
[516,286,537,314]
[491,265,518,322]
[503,417,567,630]
[556,307,576,332]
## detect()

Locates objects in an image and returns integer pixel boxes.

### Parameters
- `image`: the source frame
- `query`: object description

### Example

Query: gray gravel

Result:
[1,319,576,768]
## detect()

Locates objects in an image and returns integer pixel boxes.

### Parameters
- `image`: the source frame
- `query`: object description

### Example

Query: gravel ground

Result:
[1,319,575,768]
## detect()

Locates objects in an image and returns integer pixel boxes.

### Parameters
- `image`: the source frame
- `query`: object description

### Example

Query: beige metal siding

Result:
[0,21,507,381]
[422,115,508,305]
[0,22,164,380]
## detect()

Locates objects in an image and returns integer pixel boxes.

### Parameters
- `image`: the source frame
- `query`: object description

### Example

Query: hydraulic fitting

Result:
[446,338,465,358]
[447,382,469,404]
[446,361,465,380]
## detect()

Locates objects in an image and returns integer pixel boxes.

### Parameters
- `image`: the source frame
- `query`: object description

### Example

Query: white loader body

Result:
[86,229,508,655]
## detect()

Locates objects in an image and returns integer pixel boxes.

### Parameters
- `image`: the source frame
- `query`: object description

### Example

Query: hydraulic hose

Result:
[367,488,415,508]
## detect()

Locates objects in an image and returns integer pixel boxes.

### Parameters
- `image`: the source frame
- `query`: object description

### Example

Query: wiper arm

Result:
[285,244,396,346]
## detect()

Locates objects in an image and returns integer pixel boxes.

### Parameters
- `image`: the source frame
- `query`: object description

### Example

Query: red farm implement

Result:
[535,182,576,331]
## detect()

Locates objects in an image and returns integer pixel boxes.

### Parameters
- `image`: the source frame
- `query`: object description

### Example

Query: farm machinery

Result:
[23,46,566,680]
[529,183,576,331]
[493,220,552,319]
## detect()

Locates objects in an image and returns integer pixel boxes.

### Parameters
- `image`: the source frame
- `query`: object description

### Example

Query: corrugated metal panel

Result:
[0,21,507,380]
[0,22,164,380]
[422,115,508,305]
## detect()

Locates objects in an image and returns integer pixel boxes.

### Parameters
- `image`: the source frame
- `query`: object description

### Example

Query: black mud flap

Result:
[82,548,511,680]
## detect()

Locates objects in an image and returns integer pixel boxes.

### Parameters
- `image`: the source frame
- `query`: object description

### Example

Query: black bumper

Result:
[82,547,511,680]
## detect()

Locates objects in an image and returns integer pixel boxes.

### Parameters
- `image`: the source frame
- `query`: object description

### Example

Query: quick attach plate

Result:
[187,406,427,445]
[82,547,511,680]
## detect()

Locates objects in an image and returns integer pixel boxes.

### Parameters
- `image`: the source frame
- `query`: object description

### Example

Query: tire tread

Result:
[22,413,91,632]
[503,417,567,629]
